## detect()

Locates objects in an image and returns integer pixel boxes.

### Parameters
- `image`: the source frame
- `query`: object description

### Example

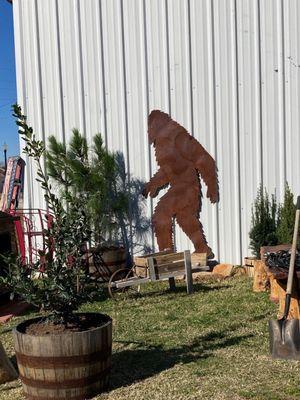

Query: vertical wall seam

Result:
[76,0,87,136]
[15,0,32,210]
[119,0,133,253]
[33,0,45,142]
[55,0,66,145]
[142,0,155,251]
[165,0,172,115]
[14,1,27,113]
[34,0,47,211]
[98,0,108,147]
[187,0,194,137]
[210,0,220,260]
[233,0,243,264]
[119,0,130,175]
[165,0,176,250]
[280,0,287,185]
[257,0,264,187]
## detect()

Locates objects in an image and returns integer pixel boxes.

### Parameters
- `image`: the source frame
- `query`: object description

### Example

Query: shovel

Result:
[269,195,300,360]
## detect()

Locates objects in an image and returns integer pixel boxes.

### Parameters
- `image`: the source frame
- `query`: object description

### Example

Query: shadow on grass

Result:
[110,327,253,390]
[135,281,232,300]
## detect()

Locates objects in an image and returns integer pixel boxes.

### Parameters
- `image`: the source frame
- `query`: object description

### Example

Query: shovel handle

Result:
[286,196,300,296]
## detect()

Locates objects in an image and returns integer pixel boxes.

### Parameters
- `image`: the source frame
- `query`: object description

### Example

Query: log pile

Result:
[247,244,300,320]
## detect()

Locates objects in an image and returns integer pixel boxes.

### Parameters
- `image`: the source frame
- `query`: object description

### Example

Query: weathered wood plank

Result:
[134,249,172,266]
[153,252,185,264]
[156,260,186,274]
[158,271,190,280]
[114,277,150,289]
[191,253,207,267]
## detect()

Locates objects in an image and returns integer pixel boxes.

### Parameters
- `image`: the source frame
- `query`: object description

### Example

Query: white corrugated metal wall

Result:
[12,0,300,264]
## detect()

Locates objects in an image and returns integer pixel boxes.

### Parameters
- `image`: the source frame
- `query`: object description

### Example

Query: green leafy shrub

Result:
[2,105,100,324]
[249,184,278,258]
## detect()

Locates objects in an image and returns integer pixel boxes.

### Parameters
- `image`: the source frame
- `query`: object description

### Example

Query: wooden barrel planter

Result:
[87,246,127,282]
[13,313,112,400]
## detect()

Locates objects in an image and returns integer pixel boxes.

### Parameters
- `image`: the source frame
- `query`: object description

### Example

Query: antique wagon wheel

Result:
[108,268,141,299]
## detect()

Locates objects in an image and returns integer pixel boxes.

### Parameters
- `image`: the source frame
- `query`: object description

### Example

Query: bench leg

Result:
[168,277,176,291]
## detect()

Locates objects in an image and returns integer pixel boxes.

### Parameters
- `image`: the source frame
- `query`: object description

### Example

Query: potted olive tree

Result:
[3,105,112,400]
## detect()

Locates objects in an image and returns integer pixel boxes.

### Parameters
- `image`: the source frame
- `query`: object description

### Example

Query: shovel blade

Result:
[269,319,300,360]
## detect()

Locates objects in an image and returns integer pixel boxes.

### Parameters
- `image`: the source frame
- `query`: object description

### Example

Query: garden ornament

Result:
[143,110,219,257]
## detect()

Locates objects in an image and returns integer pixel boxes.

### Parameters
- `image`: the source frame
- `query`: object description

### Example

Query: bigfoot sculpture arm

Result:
[176,133,219,203]
[196,152,219,203]
[143,168,169,198]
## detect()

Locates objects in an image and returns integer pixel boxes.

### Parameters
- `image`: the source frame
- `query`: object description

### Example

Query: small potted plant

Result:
[3,105,112,400]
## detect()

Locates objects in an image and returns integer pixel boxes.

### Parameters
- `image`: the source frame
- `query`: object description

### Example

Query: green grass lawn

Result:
[1,276,300,400]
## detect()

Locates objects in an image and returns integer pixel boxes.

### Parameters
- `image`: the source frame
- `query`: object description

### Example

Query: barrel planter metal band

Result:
[15,347,112,368]
[13,313,112,400]
[19,367,111,389]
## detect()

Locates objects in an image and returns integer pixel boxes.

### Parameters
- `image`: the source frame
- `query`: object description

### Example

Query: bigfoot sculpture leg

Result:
[176,210,212,254]
[152,211,173,250]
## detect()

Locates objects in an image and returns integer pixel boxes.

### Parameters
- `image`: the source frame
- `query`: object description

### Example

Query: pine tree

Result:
[46,131,150,255]
[276,183,296,244]
[249,185,278,258]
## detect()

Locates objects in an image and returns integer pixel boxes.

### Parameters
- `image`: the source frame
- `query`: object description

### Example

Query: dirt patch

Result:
[20,313,109,336]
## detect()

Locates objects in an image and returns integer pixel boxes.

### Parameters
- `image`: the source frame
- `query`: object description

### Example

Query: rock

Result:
[212,264,234,277]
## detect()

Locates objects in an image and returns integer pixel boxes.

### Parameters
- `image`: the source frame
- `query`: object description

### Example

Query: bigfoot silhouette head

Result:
[148,110,181,144]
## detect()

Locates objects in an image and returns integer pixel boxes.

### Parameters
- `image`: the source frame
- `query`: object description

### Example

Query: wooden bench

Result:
[109,251,208,297]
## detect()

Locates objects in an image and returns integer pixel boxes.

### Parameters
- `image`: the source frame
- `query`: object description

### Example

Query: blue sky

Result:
[0,0,18,163]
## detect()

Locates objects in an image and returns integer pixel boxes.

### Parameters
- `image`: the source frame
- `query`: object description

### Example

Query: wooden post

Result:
[148,257,156,281]
[184,250,193,294]
[0,341,18,384]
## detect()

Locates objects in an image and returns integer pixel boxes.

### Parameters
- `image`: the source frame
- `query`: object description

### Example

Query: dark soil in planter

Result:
[17,312,111,336]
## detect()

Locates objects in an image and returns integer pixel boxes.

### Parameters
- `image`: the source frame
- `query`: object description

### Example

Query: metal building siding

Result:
[12,0,300,264]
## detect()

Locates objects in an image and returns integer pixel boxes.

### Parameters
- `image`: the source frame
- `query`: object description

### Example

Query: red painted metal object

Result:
[0,156,50,265]
[13,208,52,265]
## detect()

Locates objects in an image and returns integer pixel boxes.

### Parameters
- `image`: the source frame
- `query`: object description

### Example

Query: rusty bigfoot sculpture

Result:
[143,110,219,257]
